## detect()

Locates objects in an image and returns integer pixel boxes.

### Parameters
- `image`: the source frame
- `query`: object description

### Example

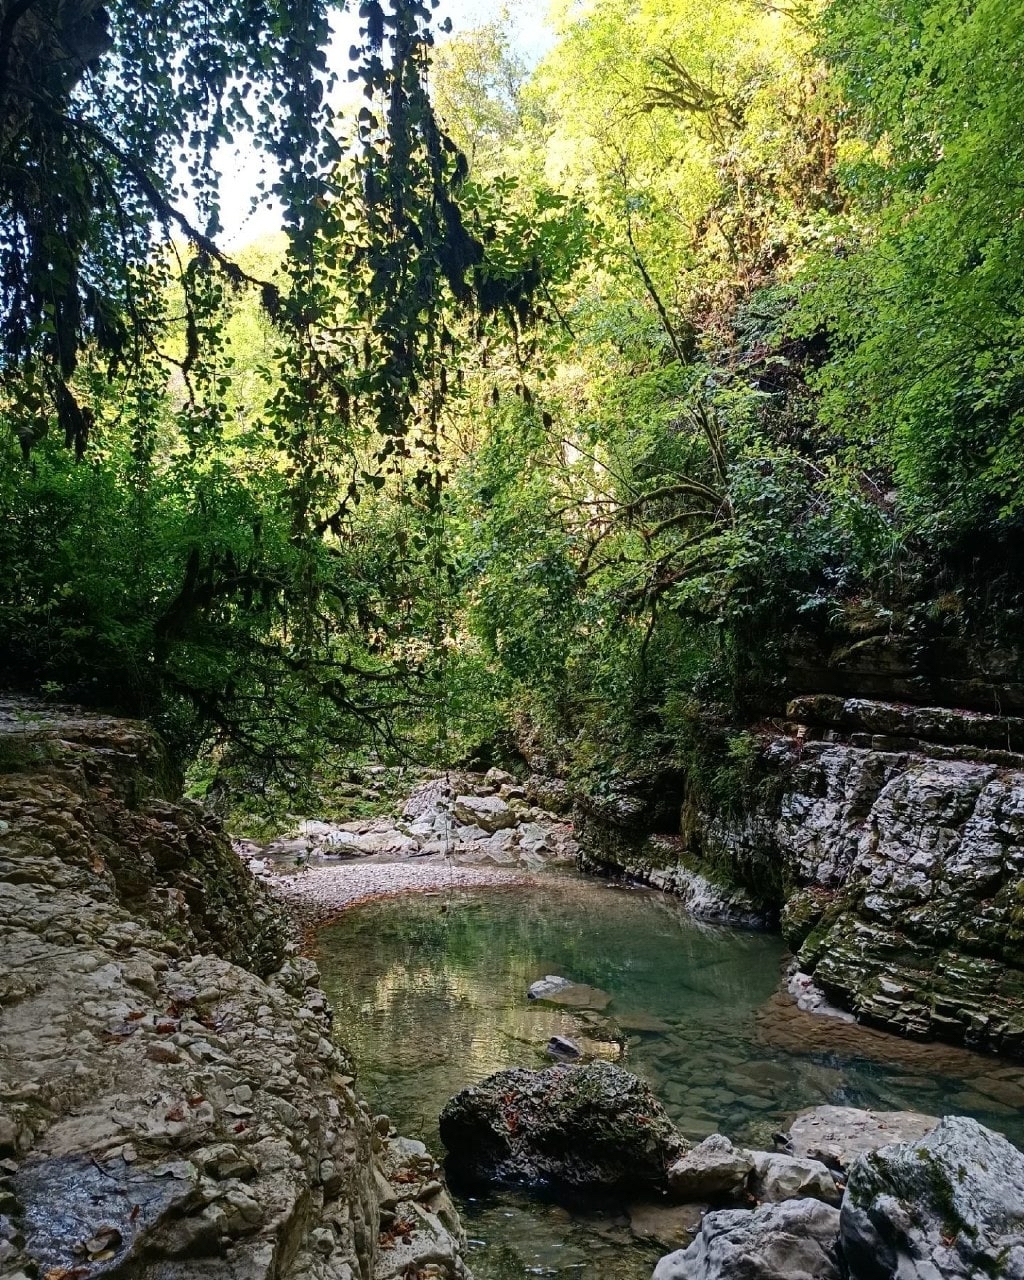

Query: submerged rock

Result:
[787,1105,938,1172]
[628,1200,705,1250]
[841,1115,1024,1280]
[527,974,612,1010]
[653,1198,842,1280]
[438,1062,687,1195]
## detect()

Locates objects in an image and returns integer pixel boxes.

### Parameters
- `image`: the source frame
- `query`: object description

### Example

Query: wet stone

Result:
[15,1155,195,1274]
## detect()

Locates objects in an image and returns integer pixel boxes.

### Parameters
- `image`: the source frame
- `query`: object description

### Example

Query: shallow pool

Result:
[316,875,1024,1278]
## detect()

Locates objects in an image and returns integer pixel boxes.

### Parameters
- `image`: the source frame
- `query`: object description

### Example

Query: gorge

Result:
[5,697,1024,1280]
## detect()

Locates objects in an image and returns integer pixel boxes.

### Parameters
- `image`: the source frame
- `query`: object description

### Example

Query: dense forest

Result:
[2,0,1022,814]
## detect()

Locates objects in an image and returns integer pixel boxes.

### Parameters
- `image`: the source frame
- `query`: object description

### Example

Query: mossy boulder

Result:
[841,1116,1024,1279]
[439,1062,688,1196]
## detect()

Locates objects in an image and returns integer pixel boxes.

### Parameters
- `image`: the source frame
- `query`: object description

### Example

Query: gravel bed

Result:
[269,858,534,932]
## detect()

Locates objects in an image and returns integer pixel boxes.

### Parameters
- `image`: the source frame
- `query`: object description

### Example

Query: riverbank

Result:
[8,700,1024,1280]
[0,701,473,1280]
[239,768,579,939]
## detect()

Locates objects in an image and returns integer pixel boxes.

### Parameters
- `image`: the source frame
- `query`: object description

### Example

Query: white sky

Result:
[214,0,552,247]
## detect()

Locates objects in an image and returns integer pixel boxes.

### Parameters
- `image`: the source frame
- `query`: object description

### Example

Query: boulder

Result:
[452,794,517,833]
[484,767,517,788]
[525,775,573,815]
[841,1115,1024,1280]
[438,1062,687,1195]
[667,1135,755,1202]
[402,776,454,822]
[787,1105,938,1172]
[750,1152,840,1205]
[653,1198,842,1280]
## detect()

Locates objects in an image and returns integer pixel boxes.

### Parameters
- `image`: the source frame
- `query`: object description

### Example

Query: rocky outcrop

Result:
[653,1114,1024,1280]
[438,1062,687,1195]
[575,830,770,929]
[652,1199,843,1280]
[0,701,470,1280]
[787,745,1024,1053]
[251,769,578,871]
[782,595,1024,718]
[841,1116,1024,1280]
[576,697,1024,1055]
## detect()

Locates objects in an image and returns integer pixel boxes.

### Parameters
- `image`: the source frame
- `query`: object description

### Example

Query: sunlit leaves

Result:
[796,0,1024,534]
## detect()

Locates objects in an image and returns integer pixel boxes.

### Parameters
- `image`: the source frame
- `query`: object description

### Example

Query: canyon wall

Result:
[0,701,469,1280]
[576,696,1024,1057]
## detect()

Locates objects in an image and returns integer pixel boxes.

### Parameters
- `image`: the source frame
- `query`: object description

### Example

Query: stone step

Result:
[786,695,1024,754]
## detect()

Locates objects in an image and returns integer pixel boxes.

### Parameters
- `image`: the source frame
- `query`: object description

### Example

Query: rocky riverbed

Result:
[7,698,1024,1280]
[441,1061,1024,1280]
[236,770,578,931]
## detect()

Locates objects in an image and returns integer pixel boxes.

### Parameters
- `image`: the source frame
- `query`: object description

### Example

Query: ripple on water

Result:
[316,875,1024,1279]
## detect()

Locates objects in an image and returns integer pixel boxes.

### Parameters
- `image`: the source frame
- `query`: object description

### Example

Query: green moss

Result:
[782,886,834,949]
[913,1149,975,1243]
[0,736,58,775]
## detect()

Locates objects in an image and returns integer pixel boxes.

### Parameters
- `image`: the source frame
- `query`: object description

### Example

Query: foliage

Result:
[0,0,580,783]
[0,0,336,454]
[429,12,526,172]
[4,0,1024,819]
[795,0,1024,538]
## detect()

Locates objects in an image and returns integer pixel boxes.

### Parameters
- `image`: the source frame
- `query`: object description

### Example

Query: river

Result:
[316,873,1024,1279]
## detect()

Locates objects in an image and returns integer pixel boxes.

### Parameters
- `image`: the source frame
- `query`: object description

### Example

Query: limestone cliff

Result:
[575,696,1024,1057]
[0,700,470,1280]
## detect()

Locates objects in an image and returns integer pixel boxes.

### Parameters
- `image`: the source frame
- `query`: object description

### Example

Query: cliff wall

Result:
[575,696,1024,1057]
[0,701,469,1280]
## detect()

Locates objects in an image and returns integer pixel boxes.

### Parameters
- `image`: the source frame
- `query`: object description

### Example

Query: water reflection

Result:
[316,876,1024,1278]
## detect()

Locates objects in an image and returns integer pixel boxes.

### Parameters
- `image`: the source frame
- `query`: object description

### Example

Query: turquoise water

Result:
[316,875,1024,1278]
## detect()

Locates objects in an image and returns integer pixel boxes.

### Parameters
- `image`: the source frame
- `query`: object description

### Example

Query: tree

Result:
[796,0,1024,538]
[429,14,527,173]
[0,0,582,795]
[442,0,885,787]
[0,0,337,456]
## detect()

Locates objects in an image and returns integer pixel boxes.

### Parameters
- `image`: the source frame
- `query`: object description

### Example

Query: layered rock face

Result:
[0,701,470,1280]
[575,696,1024,1055]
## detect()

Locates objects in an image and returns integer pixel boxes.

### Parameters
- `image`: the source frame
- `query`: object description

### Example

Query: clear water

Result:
[316,875,1024,1279]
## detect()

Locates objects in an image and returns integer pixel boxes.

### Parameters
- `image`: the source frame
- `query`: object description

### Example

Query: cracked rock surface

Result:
[0,700,471,1280]
[841,1115,1024,1280]
[573,698,1024,1054]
